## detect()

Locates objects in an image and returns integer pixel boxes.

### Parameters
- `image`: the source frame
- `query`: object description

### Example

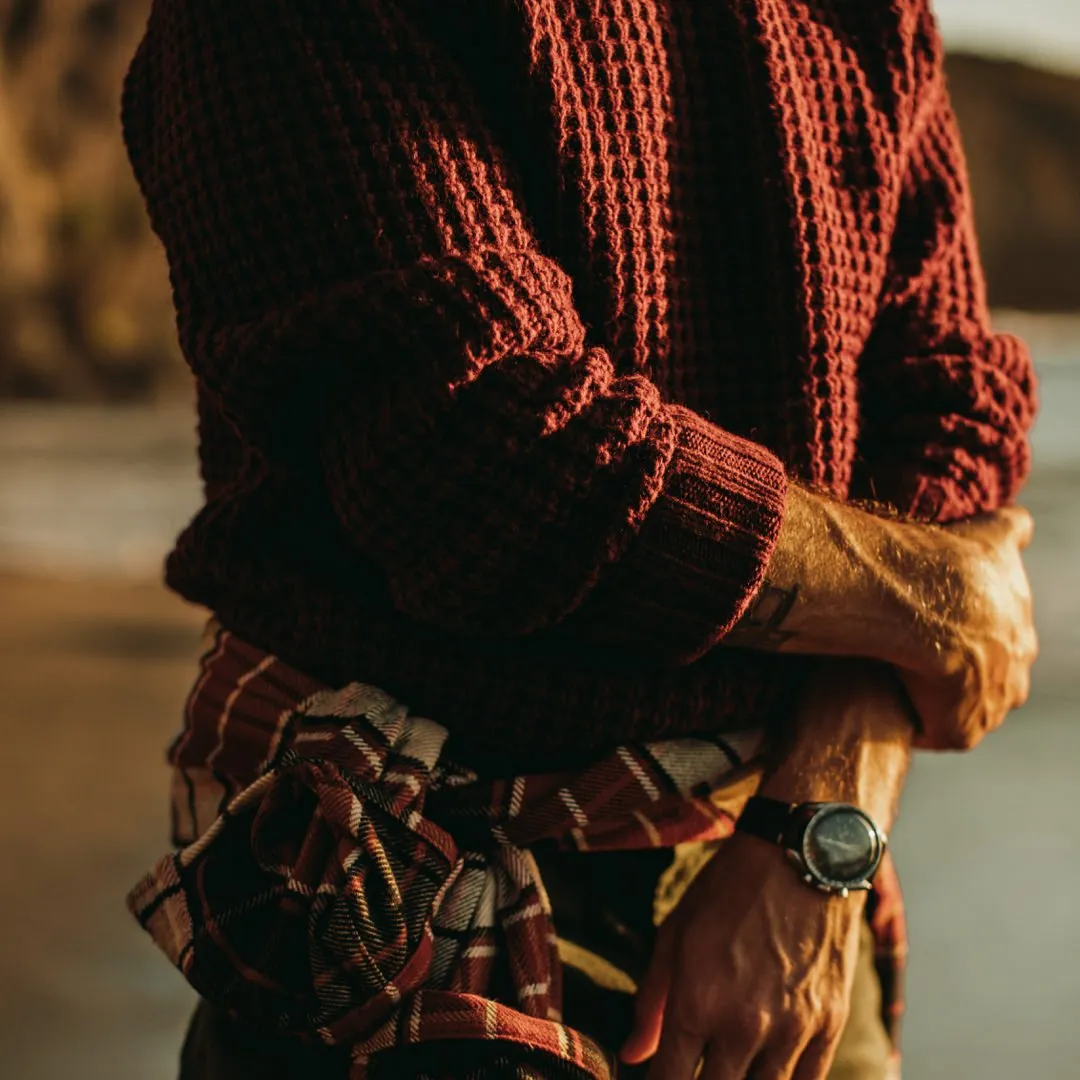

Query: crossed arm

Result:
[127,2,1036,1075]
[621,18,1037,1077]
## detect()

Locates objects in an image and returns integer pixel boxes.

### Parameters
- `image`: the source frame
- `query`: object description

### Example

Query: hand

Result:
[620,834,862,1079]
[900,506,1037,750]
[619,660,911,1079]
[722,485,1036,755]
[617,656,911,1080]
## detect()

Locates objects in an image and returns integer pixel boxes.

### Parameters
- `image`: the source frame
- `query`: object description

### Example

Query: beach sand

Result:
[0,572,204,1080]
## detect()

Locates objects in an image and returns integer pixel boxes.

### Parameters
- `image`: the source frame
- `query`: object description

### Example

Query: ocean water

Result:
[0,316,1078,1077]
[1,321,1077,693]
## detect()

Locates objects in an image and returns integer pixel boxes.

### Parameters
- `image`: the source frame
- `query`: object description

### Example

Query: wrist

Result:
[736,797,886,898]
[761,748,903,831]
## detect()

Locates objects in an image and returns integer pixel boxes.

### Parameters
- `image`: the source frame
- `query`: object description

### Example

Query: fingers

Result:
[695,1024,837,1080]
[1000,505,1035,549]
[676,1006,768,1080]
[620,920,677,1065]
[984,503,1032,548]
[740,1021,816,1080]
[911,729,940,752]
[746,1053,806,1080]
[957,504,1035,549]
[1009,660,1033,712]
[647,1028,708,1080]
[699,1041,758,1080]
[789,1030,840,1080]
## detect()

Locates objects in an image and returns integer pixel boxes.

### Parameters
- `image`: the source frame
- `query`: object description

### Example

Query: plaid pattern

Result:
[130,625,905,1078]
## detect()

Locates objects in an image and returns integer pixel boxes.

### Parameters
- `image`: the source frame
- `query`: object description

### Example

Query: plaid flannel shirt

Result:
[129,625,905,1078]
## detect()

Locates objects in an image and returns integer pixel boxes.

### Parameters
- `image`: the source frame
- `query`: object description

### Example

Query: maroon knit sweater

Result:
[123,0,1035,771]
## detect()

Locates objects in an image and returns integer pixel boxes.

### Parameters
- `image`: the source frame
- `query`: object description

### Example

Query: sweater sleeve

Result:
[852,29,1037,523]
[123,0,786,664]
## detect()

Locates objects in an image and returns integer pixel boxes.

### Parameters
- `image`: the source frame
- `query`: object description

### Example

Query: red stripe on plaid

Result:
[131,625,906,1078]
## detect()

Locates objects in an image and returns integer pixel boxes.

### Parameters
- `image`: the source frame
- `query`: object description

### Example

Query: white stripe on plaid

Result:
[132,630,905,1078]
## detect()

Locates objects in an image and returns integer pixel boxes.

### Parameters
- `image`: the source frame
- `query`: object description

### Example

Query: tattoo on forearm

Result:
[726,580,800,649]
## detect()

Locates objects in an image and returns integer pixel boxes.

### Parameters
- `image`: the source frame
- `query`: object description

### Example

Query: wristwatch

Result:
[735,796,887,898]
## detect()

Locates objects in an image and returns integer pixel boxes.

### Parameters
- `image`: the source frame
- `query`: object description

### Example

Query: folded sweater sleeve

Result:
[122,0,786,664]
[852,14,1037,523]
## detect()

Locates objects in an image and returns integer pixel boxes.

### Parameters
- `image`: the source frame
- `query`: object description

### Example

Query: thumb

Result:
[620,920,677,1065]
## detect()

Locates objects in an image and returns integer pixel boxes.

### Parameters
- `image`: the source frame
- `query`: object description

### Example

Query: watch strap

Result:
[735,795,797,845]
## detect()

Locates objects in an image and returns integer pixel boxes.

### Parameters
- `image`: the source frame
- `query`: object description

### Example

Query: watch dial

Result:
[804,809,878,885]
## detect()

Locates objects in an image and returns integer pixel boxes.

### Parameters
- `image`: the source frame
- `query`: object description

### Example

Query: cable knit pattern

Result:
[121,0,1035,768]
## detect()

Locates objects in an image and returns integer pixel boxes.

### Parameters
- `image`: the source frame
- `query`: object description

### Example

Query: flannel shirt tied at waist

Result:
[128,624,906,1079]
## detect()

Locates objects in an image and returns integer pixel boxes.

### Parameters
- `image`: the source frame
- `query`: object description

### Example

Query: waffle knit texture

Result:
[121,0,1036,769]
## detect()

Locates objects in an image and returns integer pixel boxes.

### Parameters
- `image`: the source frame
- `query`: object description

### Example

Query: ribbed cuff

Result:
[581,405,788,665]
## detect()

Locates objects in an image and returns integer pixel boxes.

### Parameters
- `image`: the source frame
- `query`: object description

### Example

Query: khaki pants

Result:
[180,844,890,1079]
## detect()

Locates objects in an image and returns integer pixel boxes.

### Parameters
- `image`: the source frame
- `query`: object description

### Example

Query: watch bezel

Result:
[791,803,887,896]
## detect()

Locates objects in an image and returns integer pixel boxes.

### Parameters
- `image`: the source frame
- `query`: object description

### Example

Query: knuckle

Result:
[802,989,842,1029]
[734,1006,771,1042]
[1025,631,1040,666]
[1011,672,1032,710]
[821,1006,848,1041]
[781,991,845,1042]
[778,1003,811,1041]
[920,718,975,752]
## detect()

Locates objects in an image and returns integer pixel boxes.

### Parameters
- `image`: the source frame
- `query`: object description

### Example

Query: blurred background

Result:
[0,1,1077,1077]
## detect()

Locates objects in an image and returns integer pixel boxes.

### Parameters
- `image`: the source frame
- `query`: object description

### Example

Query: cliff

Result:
[0,0,183,399]
[0,6,1077,400]
[947,52,1080,313]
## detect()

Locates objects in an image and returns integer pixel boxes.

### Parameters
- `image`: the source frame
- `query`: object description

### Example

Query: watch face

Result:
[802,807,881,887]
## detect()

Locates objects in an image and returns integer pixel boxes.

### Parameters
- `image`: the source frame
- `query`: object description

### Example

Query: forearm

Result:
[621,658,914,1072]
[761,660,914,830]
[725,482,951,674]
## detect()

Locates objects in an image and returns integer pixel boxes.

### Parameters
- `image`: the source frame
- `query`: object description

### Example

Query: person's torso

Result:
[166,1,931,759]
